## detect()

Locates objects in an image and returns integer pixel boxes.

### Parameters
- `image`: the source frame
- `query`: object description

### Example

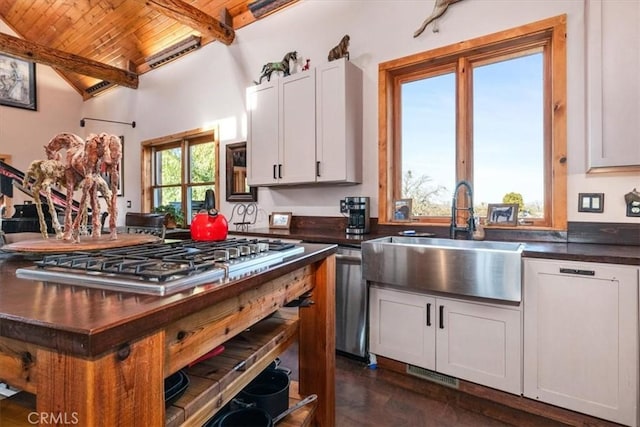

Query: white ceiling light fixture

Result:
[145,35,202,69]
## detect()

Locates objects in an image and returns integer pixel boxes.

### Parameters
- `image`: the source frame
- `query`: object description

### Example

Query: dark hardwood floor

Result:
[333,356,514,427]
[279,344,567,427]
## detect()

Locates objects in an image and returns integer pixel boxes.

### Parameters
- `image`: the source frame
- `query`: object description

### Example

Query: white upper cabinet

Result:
[247,59,362,186]
[587,0,640,171]
[280,71,317,184]
[315,58,363,184]
[247,72,316,186]
[247,80,279,186]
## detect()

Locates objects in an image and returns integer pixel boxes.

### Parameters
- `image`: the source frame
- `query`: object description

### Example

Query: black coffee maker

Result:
[343,196,370,234]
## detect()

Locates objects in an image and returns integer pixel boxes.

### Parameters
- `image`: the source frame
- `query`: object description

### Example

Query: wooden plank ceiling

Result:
[0,0,297,99]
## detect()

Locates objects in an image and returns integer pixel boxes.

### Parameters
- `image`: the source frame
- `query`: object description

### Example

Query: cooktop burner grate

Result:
[16,238,304,295]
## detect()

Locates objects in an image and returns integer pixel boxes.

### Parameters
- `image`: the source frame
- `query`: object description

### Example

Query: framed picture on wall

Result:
[0,54,37,111]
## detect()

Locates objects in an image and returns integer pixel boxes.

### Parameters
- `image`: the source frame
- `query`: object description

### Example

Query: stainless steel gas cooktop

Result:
[16,238,304,295]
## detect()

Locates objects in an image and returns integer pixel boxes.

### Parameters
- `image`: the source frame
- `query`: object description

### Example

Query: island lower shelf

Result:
[1,310,315,427]
[168,309,315,426]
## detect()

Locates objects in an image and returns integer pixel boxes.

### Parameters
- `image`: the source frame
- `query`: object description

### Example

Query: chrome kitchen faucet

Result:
[450,180,475,239]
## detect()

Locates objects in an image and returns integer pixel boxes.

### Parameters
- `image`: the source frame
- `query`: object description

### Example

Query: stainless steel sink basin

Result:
[362,236,523,302]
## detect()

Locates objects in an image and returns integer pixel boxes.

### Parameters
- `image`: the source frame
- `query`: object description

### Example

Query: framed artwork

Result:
[226,141,257,202]
[578,193,604,213]
[0,54,36,111]
[100,136,124,197]
[393,199,412,222]
[269,212,292,229]
[486,203,519,226]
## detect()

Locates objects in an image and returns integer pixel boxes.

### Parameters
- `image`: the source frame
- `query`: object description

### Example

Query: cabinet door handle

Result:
[426,303,431,326]
[559,268,595,276]
[439,305,444,329]
[278,164,282,179]
[316,161,321,177]
[273,164,277,180]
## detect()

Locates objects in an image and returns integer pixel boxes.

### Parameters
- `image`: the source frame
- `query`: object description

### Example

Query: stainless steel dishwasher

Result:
[335,245,368,360]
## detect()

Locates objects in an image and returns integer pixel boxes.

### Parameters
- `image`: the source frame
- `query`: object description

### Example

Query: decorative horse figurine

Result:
[256,51,298,84]
[328,35,350,62]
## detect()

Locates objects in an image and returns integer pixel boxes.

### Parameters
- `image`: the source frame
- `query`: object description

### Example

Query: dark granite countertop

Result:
[213,227,640,266]
[0,242,336,356]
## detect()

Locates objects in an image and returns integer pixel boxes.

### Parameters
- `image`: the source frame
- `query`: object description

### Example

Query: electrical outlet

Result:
[127,200,132,208]
[339,200,347,213]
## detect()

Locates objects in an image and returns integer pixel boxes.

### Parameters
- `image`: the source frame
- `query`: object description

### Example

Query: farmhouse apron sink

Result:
[362,237,524,302]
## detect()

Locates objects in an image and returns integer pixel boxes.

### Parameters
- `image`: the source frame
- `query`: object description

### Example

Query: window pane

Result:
[155,147,181,186]
[153,187,182,212]
[473,53,544,219]
[187,185,212,224]
[190,141,215,183]
[401,73,456,216]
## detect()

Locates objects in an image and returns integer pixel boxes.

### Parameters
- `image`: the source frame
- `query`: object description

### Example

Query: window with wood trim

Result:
[141,129,219,227]
[378,15,567,230]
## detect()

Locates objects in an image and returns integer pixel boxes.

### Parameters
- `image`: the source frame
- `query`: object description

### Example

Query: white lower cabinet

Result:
[524,259,639,427]
[369,286,522,394]
[369,286,436,369]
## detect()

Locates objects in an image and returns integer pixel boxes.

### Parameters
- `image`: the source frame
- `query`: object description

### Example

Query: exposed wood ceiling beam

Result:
[140,0,235,45]
[0,32,138,89]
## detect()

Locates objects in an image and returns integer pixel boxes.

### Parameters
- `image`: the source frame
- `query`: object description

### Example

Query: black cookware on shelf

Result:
[212,394,317,427]
[164,369,189,407]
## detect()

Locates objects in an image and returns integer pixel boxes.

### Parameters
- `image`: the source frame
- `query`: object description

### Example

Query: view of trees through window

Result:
[400,52,544,221]
[151,135,217,226]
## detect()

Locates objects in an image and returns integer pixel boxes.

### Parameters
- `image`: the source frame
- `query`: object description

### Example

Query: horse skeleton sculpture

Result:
[22,159,68,239]
[414,0,463,38]
[44,132,121,242]
[69,133,120,242]
[256,51,298,84]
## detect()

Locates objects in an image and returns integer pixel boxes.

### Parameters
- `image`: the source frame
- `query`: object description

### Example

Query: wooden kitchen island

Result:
[0,242,336,426]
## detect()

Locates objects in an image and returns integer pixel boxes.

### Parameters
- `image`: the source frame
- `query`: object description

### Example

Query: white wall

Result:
[6,0,639,227]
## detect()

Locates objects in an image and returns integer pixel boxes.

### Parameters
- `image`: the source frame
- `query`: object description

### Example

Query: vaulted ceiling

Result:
[0,0,297,99]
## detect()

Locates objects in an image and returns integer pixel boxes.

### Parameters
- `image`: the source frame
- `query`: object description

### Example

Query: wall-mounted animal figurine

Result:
[256,51,298,84]
[414,0,464,38]
[328,35,350,62]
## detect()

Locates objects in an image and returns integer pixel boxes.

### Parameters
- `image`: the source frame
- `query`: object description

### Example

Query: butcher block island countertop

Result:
[0,242,337,427]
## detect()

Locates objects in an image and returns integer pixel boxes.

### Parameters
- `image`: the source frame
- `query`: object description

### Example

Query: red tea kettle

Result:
[190,190,228,241]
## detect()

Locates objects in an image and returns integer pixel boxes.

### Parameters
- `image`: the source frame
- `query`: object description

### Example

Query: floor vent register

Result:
[406,365,460,389]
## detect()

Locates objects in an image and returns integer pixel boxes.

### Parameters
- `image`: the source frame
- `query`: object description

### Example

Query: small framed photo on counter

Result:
[578,193,604,213]
[393,199,412,222]
[486,203,519,226]
[269,212,292,229]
